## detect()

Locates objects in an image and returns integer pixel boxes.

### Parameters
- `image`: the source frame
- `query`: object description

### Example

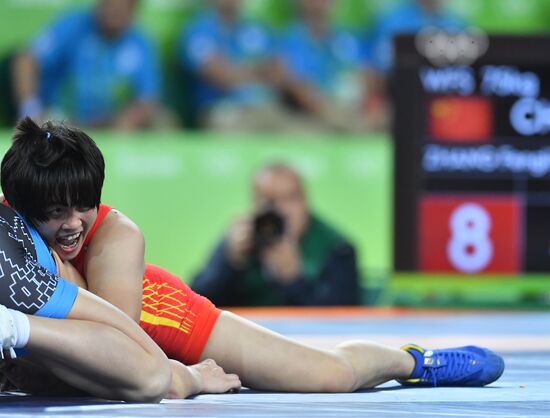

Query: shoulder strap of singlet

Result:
[82,203,113,248]
[71,203,113,273]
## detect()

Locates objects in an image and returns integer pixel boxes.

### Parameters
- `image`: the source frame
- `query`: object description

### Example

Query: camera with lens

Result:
[252,203,285,250]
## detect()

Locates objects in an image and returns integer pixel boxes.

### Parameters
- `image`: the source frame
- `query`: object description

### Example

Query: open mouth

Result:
[56,231,83,253]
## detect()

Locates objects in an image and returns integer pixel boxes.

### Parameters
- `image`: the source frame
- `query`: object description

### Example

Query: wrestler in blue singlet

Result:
[0,204,77,319]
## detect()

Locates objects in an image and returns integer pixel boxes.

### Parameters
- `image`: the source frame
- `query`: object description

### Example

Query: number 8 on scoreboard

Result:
[418,195,522,273]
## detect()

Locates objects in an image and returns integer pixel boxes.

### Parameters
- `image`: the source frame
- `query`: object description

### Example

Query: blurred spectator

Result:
[12,0,162,130]
[363,0,465,129]
[177,0,286,131]
[276,0,367,132]
[191,162,360,306]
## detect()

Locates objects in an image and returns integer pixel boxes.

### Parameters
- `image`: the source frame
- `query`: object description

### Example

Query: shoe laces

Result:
[421,350,474,386]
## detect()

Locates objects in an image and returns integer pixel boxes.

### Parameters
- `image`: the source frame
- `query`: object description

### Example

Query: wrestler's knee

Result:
[316,356,356,393]
[130,357,171,402]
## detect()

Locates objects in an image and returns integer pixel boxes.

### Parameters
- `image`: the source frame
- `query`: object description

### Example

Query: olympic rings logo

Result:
[415,27,489,66]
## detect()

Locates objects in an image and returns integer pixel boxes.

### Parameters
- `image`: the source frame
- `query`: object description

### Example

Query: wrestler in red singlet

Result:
[72,204,221,365]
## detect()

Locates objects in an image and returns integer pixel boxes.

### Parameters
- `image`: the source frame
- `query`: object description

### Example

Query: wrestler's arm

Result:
[53,250,88,289]
[83,209,145,322]
[25,288,240,400]
[13,259,237,399]
[55,212,241,397]
[65,289,240,398]
[32,287,171,401]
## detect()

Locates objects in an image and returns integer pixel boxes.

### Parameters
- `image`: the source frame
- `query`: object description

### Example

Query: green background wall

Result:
[1,130,548,307]
[0,131,392,287]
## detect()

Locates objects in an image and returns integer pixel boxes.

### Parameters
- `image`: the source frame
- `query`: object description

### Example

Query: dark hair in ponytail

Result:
[1,117,105,223]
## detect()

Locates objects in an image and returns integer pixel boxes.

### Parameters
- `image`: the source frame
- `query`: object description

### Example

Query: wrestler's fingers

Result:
[224,374,242,393]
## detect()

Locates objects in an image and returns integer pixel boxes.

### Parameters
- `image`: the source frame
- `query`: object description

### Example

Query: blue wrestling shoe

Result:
[399,344,504,387]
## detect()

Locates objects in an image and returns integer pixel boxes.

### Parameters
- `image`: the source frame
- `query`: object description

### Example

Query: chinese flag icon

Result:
[428,96,493,143]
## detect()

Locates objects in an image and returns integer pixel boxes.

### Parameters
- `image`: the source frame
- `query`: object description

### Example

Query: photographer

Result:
[191,162,360,306]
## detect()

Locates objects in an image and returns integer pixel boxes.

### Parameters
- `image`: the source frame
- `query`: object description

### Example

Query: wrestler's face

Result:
[36,206,98,261]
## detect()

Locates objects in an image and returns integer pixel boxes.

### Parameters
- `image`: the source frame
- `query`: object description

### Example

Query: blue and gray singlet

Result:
[0,204,77,318]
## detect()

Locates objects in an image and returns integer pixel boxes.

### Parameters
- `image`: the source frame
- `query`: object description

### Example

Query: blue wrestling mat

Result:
[1,308,549,418]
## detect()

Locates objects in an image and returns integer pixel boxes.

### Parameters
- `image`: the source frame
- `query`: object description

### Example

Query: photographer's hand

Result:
[225,216,254,268]
[261,237,303,284]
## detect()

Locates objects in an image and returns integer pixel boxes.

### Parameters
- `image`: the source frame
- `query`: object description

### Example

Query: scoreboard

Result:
[393,33,550,274]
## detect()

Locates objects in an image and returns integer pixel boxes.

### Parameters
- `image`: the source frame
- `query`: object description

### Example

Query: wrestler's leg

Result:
[3,318,239,400]
[25,315,169,401]
[3,289,172,401]
[0,357,85,396]
[1,318,163,398]
[200,311,414,392]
